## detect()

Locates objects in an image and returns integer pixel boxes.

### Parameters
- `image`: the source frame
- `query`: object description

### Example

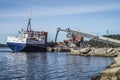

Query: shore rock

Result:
[92,54,120,80]
[93,65,120,80]
[70,47,91,55]
[70,47,119,57]
[80,47,91,54]
[70,48,80,55]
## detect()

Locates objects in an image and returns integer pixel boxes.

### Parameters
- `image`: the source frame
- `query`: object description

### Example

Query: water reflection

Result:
[25,52,48,80]
[0,50,113,80]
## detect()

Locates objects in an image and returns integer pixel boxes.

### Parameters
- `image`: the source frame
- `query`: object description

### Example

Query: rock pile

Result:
[92,55,120,80]
[70,47,91,55]
[70,47,120,57]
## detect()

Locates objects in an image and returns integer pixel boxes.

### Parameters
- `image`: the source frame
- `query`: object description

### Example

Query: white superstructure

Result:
[7,31,46,44]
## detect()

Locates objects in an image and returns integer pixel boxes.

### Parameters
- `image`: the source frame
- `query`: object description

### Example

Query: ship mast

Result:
[27,18,32,32]
[27,9,32,32]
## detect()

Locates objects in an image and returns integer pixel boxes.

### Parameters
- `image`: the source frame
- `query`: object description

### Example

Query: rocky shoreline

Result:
[92,55,120,80]
[70,47,120,80]
[70,47,120,57]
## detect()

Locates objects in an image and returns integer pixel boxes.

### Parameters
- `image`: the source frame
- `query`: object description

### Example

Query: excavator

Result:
[55,28,83,47]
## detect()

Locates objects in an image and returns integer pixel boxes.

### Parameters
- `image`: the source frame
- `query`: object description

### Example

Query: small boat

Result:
[7,18,47,52]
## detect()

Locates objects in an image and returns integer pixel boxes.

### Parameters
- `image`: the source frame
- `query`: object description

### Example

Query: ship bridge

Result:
[55,28,120,46]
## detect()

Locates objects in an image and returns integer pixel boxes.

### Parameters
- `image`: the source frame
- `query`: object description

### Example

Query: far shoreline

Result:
[0,43,8,48]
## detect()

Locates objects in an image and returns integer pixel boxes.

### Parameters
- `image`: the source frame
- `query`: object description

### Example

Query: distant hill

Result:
[0,43,7,47]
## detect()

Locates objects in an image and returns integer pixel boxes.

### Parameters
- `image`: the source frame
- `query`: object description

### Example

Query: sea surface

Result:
[0,48,113,80]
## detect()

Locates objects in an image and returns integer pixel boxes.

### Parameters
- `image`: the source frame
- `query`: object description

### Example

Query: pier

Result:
[47,47,70,52]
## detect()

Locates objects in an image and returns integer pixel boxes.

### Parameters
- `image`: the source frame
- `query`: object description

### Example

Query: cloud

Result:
[0,3,120,18]
[32,3,120,16]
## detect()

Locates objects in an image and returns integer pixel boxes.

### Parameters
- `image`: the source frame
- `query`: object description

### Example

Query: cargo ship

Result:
[7,18,47,52]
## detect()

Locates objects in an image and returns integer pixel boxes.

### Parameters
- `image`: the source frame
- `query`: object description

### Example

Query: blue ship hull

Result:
[7,42,47,52]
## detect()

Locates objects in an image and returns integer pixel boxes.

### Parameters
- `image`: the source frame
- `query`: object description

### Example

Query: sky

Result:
[0,0,120,44]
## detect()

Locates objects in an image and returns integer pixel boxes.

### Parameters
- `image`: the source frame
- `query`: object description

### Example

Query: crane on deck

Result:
[55,28,120,47]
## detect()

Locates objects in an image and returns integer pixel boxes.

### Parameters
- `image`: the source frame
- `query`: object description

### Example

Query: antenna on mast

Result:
[27,9,32,32]
[28,9,31,19]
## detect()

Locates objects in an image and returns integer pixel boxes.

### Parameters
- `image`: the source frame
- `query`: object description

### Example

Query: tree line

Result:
[0,43,7,47]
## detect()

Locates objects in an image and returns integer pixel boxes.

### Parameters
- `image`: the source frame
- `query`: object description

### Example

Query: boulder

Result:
[93,56,120,80]
[107,48,113,53]
[70,48,80,55]
[96,67,120,80]
[79,47,91,54]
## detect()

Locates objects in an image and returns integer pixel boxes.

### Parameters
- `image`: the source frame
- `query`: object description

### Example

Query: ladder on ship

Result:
[55,28,120,46]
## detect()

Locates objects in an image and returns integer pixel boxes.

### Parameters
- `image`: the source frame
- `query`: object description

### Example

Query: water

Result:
[0,48,113,80]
